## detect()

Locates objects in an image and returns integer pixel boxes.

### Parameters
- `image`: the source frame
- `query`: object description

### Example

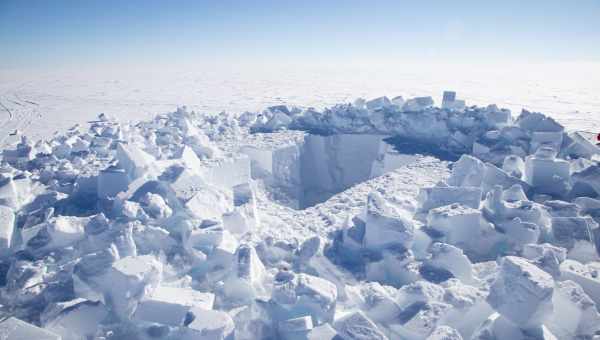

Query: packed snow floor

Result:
[1,90,600,340]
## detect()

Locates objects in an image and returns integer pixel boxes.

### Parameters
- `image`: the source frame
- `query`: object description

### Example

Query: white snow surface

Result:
[1,62,599,147]
[1,70,600,339]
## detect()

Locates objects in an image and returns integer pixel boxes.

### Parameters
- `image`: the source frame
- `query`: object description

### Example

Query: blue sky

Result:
[1,0,599,70]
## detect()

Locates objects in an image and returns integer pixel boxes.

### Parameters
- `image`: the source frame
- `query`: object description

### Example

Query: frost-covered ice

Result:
[1,91,600,339]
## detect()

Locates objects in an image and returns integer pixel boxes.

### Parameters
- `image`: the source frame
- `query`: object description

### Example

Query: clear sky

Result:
[1,0,599,70]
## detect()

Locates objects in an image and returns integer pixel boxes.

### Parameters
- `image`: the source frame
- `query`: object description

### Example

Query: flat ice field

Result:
[1,62,600,339]
[1,62,599,146]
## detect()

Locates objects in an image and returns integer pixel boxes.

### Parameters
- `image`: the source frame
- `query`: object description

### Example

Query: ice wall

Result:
[244,134,409,209]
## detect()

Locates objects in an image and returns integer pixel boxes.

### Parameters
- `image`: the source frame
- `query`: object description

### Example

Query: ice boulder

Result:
[551,217,598,262]
[403,96,434,112]
[502,155,525,179]
[271,271,338,325]
[426,203,483,248]
[487,256,554,328]
[333,310,388,340]
[307,323,339,340]
[496,217,541,252]
[545,280,600,339]
[140,192,172,219]
[391,95,405,108]
[223,244,267,302]
[471,312,557,340]
[516,110,563,133]
[185,225,238,267]
[94,255,163,319]
[25,215,89,252]
[426,243,474,284]
[560,259,600,307]
[97,166,129,198]
[441,279,493,338]
[278,316,314,340]
[179,145,202,170]
[522,243,567,278]
[185,184,234,223]
[363,192,414,251]
[482,163,531,196]
[441,91,457,110]
[530,131,564,154]
[0,205,15,250]
[571,163,600,197]
[115,142,155,181]
[41,298,108,340]
[349,282,401,324]
[446,154,485,188]
[179,308,235,340]
[525,147,570,197]
[0,317,61,340]
[426,326,463,340]
[198,155,251,189]
[133,286,214,326]
[562,131,600,159]
[390,301,452,339]
[417,185,482,213]
[482,104,512,128]
[366,96,392,111]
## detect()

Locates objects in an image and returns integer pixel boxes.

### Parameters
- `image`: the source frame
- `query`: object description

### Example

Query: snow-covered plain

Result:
[1,62,599,147]
[1,62,600,339]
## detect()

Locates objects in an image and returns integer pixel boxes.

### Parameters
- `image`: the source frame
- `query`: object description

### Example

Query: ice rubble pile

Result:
[0,93,599,340]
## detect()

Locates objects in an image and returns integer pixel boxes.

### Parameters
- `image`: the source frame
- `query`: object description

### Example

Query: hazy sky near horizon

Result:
[1,0,599,70]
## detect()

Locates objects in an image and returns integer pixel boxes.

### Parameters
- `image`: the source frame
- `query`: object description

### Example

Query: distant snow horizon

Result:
[1,61,599,146]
